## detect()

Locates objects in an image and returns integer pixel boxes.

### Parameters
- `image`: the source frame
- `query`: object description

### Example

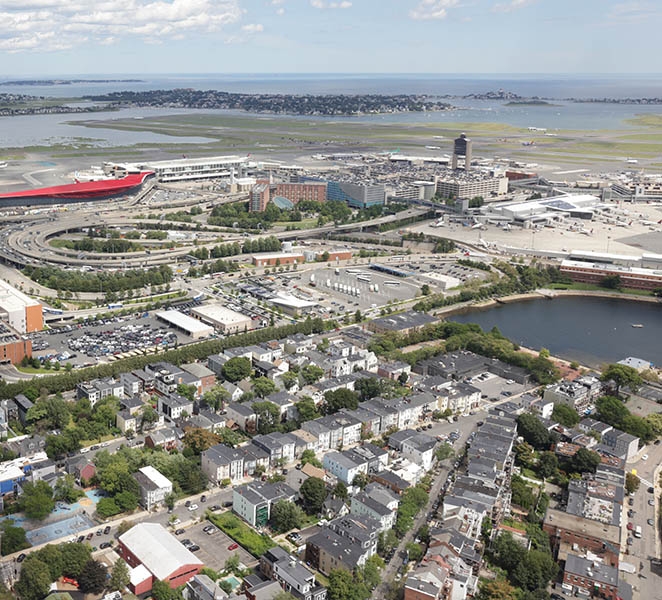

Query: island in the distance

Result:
[82,89,453,116]
[0,79,143,86]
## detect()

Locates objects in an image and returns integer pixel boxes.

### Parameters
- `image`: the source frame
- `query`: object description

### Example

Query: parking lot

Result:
[30,313,194,366]
[463,372,532,402]
[173,519,258,571]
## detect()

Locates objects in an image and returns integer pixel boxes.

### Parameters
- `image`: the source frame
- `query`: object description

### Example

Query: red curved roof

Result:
[0,171,154,200]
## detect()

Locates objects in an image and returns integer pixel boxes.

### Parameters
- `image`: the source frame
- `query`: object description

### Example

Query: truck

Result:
[634,525,642,539]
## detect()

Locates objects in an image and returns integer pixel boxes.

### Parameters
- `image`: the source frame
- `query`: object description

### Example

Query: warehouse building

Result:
[156,310,214,339]
[117,523,203,594]
[191,304,254,335]
[0,280,42,333]
[252,252,305,267]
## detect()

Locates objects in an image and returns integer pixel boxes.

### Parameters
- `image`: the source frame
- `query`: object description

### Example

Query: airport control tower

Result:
[451,133,472,171]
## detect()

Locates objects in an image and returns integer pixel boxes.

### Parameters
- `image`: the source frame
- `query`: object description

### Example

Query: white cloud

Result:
[241,23,264,33]
[276,8,285,15]
[605,1,662,23]
[409,0,458,20]
[310,0,352,8]
[492,0,535,13]
[0,0,243,52]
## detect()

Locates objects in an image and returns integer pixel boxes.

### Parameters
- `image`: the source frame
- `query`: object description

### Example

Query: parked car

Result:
[648,519,655,526]
[629,498,635,506]
[627,522,634,530]
[187,504,199,511]
[100,542,112,549]
[648,487,655,494]
[189,545,200,552]
[103,526,111,535]
[175,529,185,535]
[210,505,221,511]
[96,529,103,536]
[185,500,191,507]
[87,533,94,540]
[76,536,85,543]
[649,499,655,506]
[228,543,239,551]
[17,554,26,563]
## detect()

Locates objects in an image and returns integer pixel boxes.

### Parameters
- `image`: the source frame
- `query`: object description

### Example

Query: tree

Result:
[301,364,325,385]
[420,284,432,296]
[600,274,622,290]
[377,529,398,556]
[435,443,454,462]
[0,520,29,556]
[324,389,359,414]
[405,542,424,563]
[140,404,159,431]
[152,579,182,600]
[78,559,108,594]
[54,474,84,504]
[510,475,535,510]
[301,449,322,468]
[625,472,640,495]
[183,427,221,454]
[202,386,230,412]
[253,377,277,399]
[61,542,93,578]
[595,395,629,428]
[360,554,384,590]
[570,448,601,474]
[15,558,52,600]
[20,480,55,520]
[354,310,363,323]
[517,413,554,450]
[109,558,130,592]
[551,403,579,427]
[352,473,370,489]
[601,364,643,395]
[355,378,383,401]
[328,568,370,600]
[300,477,327,514]
[222,357,252,382]
[270,500,305,533]
[476,579,518,600]
[296,397,320,423]
[224,553,240,574]
[538,452,558,479]
[332,481,348,500]
[281,371,299,390]
[253,401,281,434]
[96,497,121,519]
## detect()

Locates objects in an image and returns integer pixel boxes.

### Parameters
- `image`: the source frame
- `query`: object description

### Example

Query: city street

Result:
[619,443,662,600]
[371,412,482,599]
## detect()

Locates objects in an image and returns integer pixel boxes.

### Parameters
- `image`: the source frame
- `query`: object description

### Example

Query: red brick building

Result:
[275,182,327,204]
[117,523,203,594]
[543,509,620,567]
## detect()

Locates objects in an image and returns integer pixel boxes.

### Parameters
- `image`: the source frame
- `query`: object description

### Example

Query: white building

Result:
[190,304,254,335]
[323,451,366,485]
[0,280,42,334]
[133,466,173,510]
[108,155,249,182]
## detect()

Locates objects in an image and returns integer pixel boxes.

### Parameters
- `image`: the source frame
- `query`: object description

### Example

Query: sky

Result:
[1,0,661,76]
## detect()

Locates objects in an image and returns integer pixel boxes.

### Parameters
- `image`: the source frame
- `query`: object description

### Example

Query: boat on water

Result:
[631,324,644,328]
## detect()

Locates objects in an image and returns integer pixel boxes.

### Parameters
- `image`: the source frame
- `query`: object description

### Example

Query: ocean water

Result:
[4,73,662,99]
[1,74,662,148]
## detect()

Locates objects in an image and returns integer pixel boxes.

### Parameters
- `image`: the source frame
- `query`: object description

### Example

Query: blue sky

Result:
[1,0,661,76]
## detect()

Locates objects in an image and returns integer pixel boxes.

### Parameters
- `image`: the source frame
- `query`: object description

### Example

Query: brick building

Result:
[117,523,203,594]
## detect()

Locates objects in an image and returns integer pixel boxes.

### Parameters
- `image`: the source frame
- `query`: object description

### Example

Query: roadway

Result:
[619,443,662,600]
[371,412,484,598]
